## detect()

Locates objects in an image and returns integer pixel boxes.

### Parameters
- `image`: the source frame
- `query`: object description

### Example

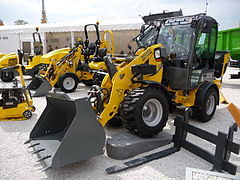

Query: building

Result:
[0,23,142,55]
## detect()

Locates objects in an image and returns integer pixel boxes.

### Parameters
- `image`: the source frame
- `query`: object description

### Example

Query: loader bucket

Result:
[26,93,106,169]
[28,76,52,97]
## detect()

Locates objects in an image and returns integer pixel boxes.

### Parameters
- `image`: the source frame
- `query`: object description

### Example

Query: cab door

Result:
[189,18,218,87]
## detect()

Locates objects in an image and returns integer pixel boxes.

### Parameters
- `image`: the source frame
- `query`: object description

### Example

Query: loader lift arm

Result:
[92,44,166,126]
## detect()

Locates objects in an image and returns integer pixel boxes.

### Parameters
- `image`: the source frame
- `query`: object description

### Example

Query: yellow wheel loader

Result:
[0,28,69,82]
[0,64,35,120]
[25,14,230,169]
[28,23,115,97]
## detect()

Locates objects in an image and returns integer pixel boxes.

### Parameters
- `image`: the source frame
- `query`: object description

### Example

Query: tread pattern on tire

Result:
[192,87,217,122]
[120,87,169,137]
[120,88,145,135]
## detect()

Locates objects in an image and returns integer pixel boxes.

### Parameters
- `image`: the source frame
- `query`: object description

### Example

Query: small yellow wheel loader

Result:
[25,14,230,169]
[0,65,35,120]
[28,23,115,97]
[0,28,69,82]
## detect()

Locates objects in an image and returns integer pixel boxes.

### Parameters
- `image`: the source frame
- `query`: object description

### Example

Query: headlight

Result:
[154,48,161,59]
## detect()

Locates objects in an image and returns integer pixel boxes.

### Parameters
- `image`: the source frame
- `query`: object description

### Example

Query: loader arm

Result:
[99,44,164,126]
[43,45,83,86]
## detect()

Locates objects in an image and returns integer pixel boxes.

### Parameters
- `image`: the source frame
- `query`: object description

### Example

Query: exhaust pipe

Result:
[25,93,106,169]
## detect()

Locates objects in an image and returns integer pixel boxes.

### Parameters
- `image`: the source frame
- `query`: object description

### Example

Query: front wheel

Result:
[120,88,169,137]
[1,70,15,82]
[192,87,218,122]
[58,73,78,93]
[23,110,32,119]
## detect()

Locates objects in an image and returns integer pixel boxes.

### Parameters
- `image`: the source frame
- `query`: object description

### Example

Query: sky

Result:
[0,0,239,30]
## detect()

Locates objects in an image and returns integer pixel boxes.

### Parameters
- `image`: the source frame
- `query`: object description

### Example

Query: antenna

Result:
[41,0,47,23]
[205,0,208,14]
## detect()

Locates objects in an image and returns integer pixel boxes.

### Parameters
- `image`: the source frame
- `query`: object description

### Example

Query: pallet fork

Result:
[106,108,240,174]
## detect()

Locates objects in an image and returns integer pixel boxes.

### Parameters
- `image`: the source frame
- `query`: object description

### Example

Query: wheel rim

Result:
[63,77,75,90]
[142,98,163,127]
[24,110,32,119]
[206,95,215,115]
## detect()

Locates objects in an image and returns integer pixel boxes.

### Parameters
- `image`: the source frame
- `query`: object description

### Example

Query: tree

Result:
[14,20,28,25]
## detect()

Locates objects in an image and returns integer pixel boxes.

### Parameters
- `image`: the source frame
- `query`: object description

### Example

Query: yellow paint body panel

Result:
[221,52,230,76]
[166,87,198,107]
[0,101,33,121]
[25,55,42,70]
[0,53,19,68]
[88,61,106,70]
[40,48,70,64]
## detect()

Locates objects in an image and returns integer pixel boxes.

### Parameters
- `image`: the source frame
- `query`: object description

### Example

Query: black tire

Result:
[120,87,169,137]
[192,87,218,122]
[23,110,32,119]
[82,79,93,86]
[1,70,15,82]
[54,83,59,88]
[57,73,78,93]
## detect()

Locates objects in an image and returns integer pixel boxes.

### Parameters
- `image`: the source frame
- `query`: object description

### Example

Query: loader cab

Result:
[156,14,218,90]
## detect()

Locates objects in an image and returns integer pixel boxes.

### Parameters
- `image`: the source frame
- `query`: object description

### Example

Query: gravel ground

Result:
[0,67,239,180]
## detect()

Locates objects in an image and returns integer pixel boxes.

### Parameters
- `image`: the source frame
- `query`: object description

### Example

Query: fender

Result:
[194,82,219,108]
[135,80,173,113]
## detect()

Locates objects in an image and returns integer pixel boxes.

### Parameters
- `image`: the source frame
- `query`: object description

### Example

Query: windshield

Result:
[134,23,193,59]
[157,24,193,59]
[135,25,159,47]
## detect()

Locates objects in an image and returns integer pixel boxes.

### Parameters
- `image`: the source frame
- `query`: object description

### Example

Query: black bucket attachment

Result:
[28,76,52,97]
[26,93,106,169]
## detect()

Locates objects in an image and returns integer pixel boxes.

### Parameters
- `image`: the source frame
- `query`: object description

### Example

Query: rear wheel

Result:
[192,87,218,122]
[58,74,78,93]
[23,110,32,119]
[120,87,169,137]
[1,70,15,82]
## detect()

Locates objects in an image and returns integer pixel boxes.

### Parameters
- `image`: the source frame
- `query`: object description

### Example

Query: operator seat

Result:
[91,48,107,62]
[83,42,96,56]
